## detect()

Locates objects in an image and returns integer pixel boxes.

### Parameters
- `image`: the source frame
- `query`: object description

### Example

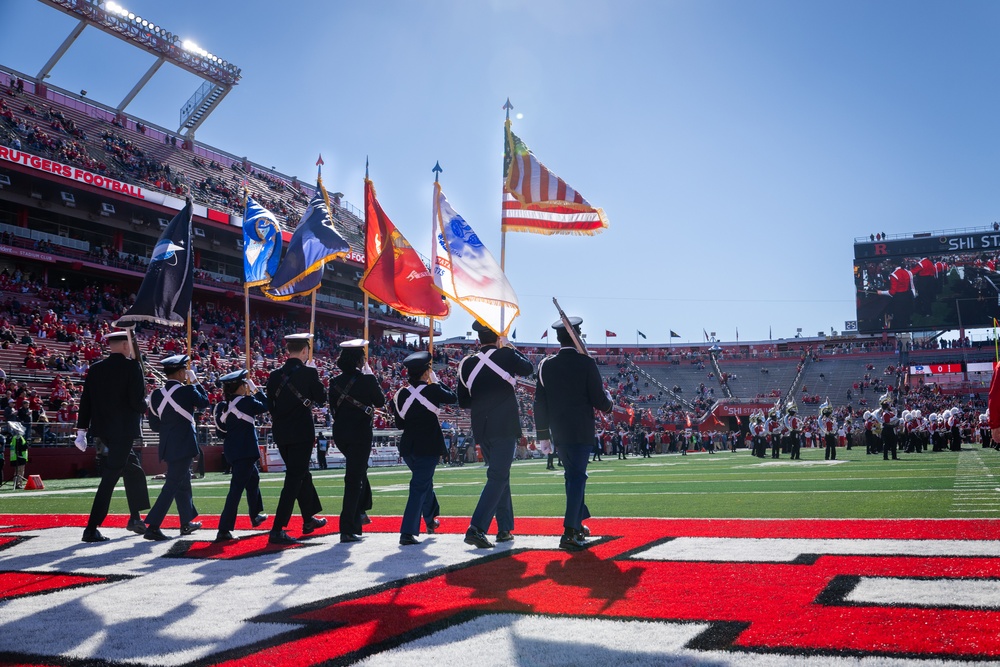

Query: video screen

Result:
[854,247,1000,334]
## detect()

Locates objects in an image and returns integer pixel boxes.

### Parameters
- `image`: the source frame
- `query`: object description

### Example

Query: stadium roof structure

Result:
[37,0,240,139]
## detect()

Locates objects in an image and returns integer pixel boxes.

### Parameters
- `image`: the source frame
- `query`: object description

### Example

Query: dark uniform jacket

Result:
[329,370,386,447]
[266,358,325,445]
[213,391,267,463]
[148,380,209,462]
[457,345,533,439]
[392,381,457,457]
[534,347,614,446]
[77,352,146,456]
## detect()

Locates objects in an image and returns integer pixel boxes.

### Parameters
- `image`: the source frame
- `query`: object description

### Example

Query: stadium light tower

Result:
[36,0,241,140]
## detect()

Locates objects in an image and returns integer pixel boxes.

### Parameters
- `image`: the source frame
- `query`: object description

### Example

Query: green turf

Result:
[4,446,1000,520]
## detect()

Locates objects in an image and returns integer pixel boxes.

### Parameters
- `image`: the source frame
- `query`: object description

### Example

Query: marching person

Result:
[329,339,386,543]
[265,333,327,545]
[458,321,534,549]
[784,402,802,460]
[144,355,209,541]
[393,351,457,546]
[212,369,269,543]
[79,329,150,542]
[876,392,899,460]
[8,422,27,489]
[534,316,614,552]
[767,408,782,459]
[819,400,837,460]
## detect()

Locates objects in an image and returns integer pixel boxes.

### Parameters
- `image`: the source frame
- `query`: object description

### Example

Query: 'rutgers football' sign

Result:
[0,514,997,665]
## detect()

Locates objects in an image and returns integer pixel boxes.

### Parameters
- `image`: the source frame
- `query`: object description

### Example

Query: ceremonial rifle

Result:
[552,297,588,356]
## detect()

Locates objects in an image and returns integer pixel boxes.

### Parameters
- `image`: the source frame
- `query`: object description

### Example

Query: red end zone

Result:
[0,514,998,666]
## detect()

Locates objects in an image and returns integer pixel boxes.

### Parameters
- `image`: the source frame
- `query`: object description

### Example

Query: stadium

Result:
[1,2,1000,666]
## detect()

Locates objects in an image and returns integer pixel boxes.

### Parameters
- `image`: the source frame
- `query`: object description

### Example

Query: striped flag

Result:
[502,120,608,235]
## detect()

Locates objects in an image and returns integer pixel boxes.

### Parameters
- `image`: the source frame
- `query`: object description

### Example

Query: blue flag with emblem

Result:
[243,195,283,289]
[115,200,193,327]
[264,180,350,301]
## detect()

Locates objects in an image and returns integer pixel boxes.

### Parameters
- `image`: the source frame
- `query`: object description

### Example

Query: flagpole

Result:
[429,161,443,356]
[186,304,193,370]
[499,98,513,334]
[242,183,251,371]
[309,291,317,363]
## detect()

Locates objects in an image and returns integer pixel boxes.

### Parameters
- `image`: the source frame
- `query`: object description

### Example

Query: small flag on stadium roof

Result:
[242,195,282,289]
[606,330,617,337]
[638,330,647,339]
[115,200,193,328]
[670,330,680,338]
[501,117,608,236]
[433,180,518,336]
[541,329,548,339]
[360,177,448,317]
[264,180,349,301]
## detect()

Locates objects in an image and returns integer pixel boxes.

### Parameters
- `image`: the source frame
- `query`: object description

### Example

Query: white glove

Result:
[361,362,374,376]
[73,429,87,452]
[497,336,511,348]
[305,359,317,368]
[537,439,553,455]
[184,369,198,384]
[246,379,258,393]
[427,370,439,384]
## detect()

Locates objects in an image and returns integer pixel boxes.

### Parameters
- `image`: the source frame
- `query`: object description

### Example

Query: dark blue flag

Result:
[115,200,193,327]
[265,183,349,301]
[243,195,282,288]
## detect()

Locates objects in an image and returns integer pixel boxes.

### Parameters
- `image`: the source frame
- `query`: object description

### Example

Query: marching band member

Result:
[212,369,269,543]
[947,407,962,451]
[329,339,386,543]
[767,408,782,459]
[929,413,943,452]
[144,355,209,541]
[979,412,991,449]
[393,351,457,546]
[877,392,898,460]
[819,400,837,460]
[784,402,801,460]
[863,411,876,455]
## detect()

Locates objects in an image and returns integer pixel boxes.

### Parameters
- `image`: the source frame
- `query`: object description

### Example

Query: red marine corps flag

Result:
[360,176,449,317]
[501,102,608,236]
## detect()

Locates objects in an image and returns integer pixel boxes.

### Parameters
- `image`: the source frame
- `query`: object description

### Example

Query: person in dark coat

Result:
[393,351,457,546]
[212,369,269,542]
[265,333,327,545]
[534,316,614,551]
[143,354,209,541]
[78,330,150,542]
[329,339,386,543]
[458,321,534,549]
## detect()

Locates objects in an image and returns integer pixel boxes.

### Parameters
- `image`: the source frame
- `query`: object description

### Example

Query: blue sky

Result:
[2,0,998,345]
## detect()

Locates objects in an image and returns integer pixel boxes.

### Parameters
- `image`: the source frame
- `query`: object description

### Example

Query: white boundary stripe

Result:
[847,577,1000,609]
[632,537,1000,562]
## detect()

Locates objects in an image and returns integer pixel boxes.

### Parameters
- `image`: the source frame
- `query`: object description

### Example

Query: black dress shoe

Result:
[251,513,269,528]
[302,516,327,534]
[425,517,440,534]
[268,530,299,545]
[546,465,555,470]
[559,531,587,551]
[180,521,202,535]
[340,533,363,543]
[496,531,514,543]
[399,534,420,546]
[214,530,235,543]
[144,527,170,541]
[82,528,110,543]
[464,527,495,549]
[126,518,147,535]
[360,512,372,525]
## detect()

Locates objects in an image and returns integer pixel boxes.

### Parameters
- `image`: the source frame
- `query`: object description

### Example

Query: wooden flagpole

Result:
[429,161,443,356]
[242,182,251,371]
[363,158,370,360]
[498,98,513,335]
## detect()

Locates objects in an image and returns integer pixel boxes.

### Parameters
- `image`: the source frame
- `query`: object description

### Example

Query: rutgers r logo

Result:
[874,243,888,255]
[0,515,998,665]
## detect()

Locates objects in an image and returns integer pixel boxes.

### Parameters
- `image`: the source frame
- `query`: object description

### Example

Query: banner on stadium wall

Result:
[0,244,56,263]
[0,146,211,217]
[967,361,995,373]
[715,402,777,418]
[909,363,963,375]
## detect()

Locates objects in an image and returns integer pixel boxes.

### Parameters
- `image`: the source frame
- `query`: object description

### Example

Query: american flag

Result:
[502,122,608,235]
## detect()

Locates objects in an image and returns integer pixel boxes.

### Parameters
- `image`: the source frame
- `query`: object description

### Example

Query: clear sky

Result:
[2,0,998,345]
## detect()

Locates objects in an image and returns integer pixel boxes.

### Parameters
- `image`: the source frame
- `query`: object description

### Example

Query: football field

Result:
[5,445,1000,520]
[2,446,1000,667]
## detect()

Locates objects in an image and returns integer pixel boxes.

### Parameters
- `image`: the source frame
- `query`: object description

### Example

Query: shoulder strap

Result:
[276,366,313,409]
[332,375,373,417]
